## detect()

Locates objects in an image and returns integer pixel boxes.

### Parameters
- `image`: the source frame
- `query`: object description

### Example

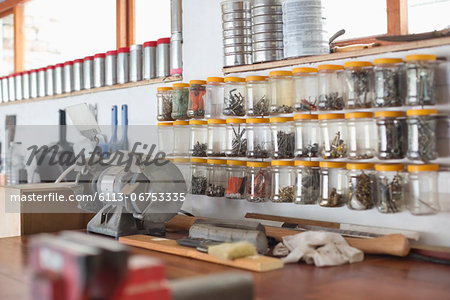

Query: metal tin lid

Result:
[143,41,157,47]
[106,50,118,55]
[130,44,143,50]
[63,61,74,66]
[157,37,171,44]
[84,56,94,60]
[94,53,106,58]
[117,47,130,53]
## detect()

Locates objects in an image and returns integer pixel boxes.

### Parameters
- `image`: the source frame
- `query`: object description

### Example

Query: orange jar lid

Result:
[405,54,436,62]
[406,109,437,116]
[318,64,344,71]
[173,120,189,125]
[374,58,403,65]
[227,160,247,166]
[408,164,439,172]
[247,161,270,168]
[247,118,269,123]
[374,111,404,118]
[191,158,207,163]
[294,114,318,120]
[345,112,373,119]
[207,77,224,83]
[346,163,374,170]
[189,80,206,85]
[319,161,346,168]
[173,83,189,88]
[318,113,345,120]
[158,122,173,126]
[271,160,294,166]
[226,118,246,124]
[157,87,173,92]
[208,119,226,124]
[224,76,245,83]
[293,67,317,73]
[295,160,319,167]
[269,70,292,77]
[189,120,207,125]
[375,164,404,172]
[246,76,267,81]
[344,61,372,68]
[269,117,293,123]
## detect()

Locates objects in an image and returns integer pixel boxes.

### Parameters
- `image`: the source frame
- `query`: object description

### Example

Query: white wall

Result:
[1,0,450,247]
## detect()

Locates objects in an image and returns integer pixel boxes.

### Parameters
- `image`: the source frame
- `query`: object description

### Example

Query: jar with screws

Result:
[294,114,320,158]
[269,70,294,114]
[317,64,344,110]
[406,109,438,162]
[207,119,227,157]
[343,61,374,108]
[246,76,269,116]
[405,54,437,106]
[157,122,174,155]
[271,161,295,203]
[225,118,247,157]
[373,58,404,107]
[188,80,206,118]
[225,160,247,199]
[190,158,207,195]
[319,113,347,159]
[246,118,271,159]
[346,112,376,159]
[375,164,405,213]
[172,158,191,190]
[223,77,246,116]
[375,111,407,159]
[171,83,190,120]
[294,161,320,205]
[319,162,347,207]
[270,117,295,159]
[246,161,271,203]
[173,120,190,156]
[189,120,208,157]
[407,164,439,215]
[157,87,174,121]
[206,159,227,197]
[205,77,224,118]
[293,67,319,111]
[346,163,375,210]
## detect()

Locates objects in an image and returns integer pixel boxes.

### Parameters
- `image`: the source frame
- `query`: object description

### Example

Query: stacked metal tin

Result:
[251,0,283,63]
[222,0,252,67]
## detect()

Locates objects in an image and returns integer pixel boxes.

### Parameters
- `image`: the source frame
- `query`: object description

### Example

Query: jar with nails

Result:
[246,118,271,159]
[270,160,295,203]
[294,160,320,205]
[205,77,224,119]
[171,83,190,120]
[206,159,227,197]
[406,109,438,162]
[187,80,206,119]
[270,117,295,159]
[269,70,294,114]
[317,64,344,110]
[319,161,346,207]
[294,114,320,158]
[293,67,319,111]
[375,164,405,213]
[346,163,375,210]
[225,160,247,199]
[405,54,437,106]
[246,76,269,116]
[157,87,174,121]
[246,161,271,203]
[189,120,208,157]
[225,118,247,157]
[223,77,246,116]
[190,158,207,195]
[373,58,404,107]
[343,61,374,108]
[319,113,347,159]
[375,111,407,160]
[207,119,227,157]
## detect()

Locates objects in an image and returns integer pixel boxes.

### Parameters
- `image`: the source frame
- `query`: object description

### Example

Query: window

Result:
[0,13,14,76]
[408,0,450,33]
[135,0,171,44]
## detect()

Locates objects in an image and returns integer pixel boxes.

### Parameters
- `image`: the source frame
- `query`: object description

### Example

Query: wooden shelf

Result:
[0,75,182,107]
[222,37,450,74]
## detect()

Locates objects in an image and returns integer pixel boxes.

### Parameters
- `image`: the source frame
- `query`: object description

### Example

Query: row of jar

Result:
[173,158,440,215]
[158,109,438,162]
[0,39,172,103]
[156,54,438,120]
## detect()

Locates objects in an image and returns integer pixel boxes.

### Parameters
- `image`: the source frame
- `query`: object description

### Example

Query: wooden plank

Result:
[223,36,450,74]
[127,0,135,46]
[386,0,408,35]
[245,212,340,229]
[119,234,284,272]
[13,1,24,72]
[116,0,128,48]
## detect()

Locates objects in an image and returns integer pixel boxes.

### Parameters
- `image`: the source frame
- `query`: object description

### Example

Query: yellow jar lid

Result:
[375,164,404,172]
[319,161,346,168]
[294,114,318,120]
[227,160,247,166]
[345,112,373,119]
[293,67,317,73]
[247,118,269,123]
[173,120,189,125]
[344,61,372,68]
[157,87,173,91]
[172,158,190,163]
[246,75,267,81]
[347,163,375,170]
[405,54,436,62]
[374,111,404,118]
[224,76,245,82]
[247,161,270,167]
[189,120,207,125]
[207,77,224,83]
[408,164,439,172]
[208,119,226,124]
[271,160,294,166]
[374,58,403,65]
[406,109,437,116]
[226,118,246,124]
[295,160,319,167]
[318,113,345,120]
[173,83,190,88]
[318,64,344,71]
[191,158,207,163]
[269,70,292,77]
[189,80,206,85]
[269,117,293,123]
[158,122,173,126]
[207,159,227,165]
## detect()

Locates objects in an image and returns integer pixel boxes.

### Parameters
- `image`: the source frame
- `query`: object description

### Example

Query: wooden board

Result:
[119,234,284,272]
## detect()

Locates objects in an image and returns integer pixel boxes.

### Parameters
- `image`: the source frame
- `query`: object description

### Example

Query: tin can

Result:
[45,66,55,96]
[1,77,8,102]
[129,44,143,82]
[170,33,183,75]
[105,50,117,86]
[54,63,64,95]
[37,68,46,97]
[143,41,156,80]
[15,73,23,100]
[63,61,73,93]
[156,37,170,78]
[29,70,38,98]
[8,75,16,101]
[93,53,105,88]
[0,77,3,102]
[117,47,129,84]
[73,59,83,91]
[83,56,94,89]
[22,71,30,99]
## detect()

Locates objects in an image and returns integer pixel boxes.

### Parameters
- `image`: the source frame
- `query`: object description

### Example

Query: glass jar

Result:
[246,161,271,203]
[294,161,320,205]
[246,118,271,159]
[405,54,437,106]
[156,87,174,121]
[205,77,224,119]
[319,113,347,159]
[319,162,346,207]
[406,109,438,162]
[187,80,206,118]
[225,160,247,199]
[206,159,227,197]
[225,118,247,157]
[246,76,269,116]
[172,158,191,190]
[189,120,208,157]
[271,161,295,203]
[157,122,173,155]
[171,83,190,120]
[223,77,246,116]
[173,120,190,156]
[375,111,407,160]
[294,114,320,158]
[270,117,295,159]
[373,58,404,107]
[269,70,294,114]
[293,67,319,111]
[343,61,374,108]
[317,64,344,111]
[190,158,207,195]
[375,164,405,213]
[407,164,439,215]
[346,163,375,210]
[346,112,376,159]
[207,119,227,157]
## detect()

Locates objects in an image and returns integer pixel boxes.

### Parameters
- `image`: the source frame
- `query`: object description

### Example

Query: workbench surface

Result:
[1,233,449,300]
